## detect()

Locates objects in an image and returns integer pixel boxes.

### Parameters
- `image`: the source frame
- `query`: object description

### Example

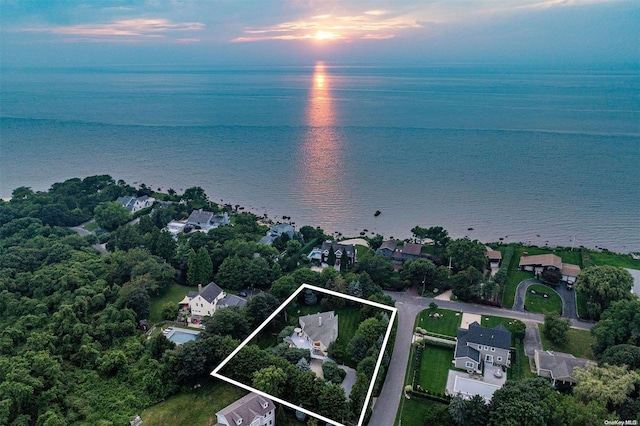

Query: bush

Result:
[322,361,346,384]
[277,325,296,342]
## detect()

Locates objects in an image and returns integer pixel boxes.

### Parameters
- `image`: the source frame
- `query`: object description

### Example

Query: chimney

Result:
[198,283,202,293]
[318,316,322,327]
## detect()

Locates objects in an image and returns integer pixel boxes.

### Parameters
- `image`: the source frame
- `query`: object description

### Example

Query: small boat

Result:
[374,210,381,217]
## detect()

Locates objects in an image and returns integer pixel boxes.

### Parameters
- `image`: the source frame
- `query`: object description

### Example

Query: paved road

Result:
[513,279,578,319]
[369,290,594,426]
[69,221,108,254]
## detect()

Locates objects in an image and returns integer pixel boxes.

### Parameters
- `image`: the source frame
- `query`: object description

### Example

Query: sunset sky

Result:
[1,0,637,66]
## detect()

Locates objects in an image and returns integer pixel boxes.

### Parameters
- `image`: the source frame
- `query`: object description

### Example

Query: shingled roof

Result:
[299,311,338,348]
[216,392,275,426]
[198,282,223,303]
[534,350,590,383]
[460,322,511,351]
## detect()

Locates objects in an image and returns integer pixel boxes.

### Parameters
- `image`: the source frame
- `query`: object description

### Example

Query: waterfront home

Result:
[258,223,295,246]
[116,195,155,213]
[186,209,229,232]
[518,253,581,284]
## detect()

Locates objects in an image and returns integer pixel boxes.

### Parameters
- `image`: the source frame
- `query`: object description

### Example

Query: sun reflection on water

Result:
[297,62,350,229]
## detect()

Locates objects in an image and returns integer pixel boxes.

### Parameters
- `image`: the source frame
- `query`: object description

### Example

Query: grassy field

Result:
[396,398,450,426]
[588,250,640,269]
[502,245,582,307]
[524,284,562,314]
[539,326,595,360]
[417,345,454,394]
[416,308,462,337]
[141,379,247,426]
[83,220,99,231]
[149,282,194,323]
[510,339,535,381]
[356,244,374,257]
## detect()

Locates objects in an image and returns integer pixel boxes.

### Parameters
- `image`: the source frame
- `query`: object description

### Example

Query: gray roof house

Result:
[534,350,591,385]
[186,209,230,232]
[215,392,276,426]
[258,223,295,246]
[454,322,511,373]
[116,195,155,213]
[298,311,339,358]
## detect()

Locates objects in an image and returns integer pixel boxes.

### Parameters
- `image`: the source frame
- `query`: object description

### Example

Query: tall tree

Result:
[591,299,640,356]
[573,363,640,409]
[252,366,287,398]
[445,238,487,273]
[575,266,633,320]
[187,247,212,286]
[543,312,570,345]
[93,201,132,231]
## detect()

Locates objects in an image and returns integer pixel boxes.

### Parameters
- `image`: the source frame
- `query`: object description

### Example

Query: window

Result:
[484,346,488,350]
[249,419,259,426]
[465,361,474,368]
[497,356,502,362]
[478,345,482,349]
[491,347,495,352]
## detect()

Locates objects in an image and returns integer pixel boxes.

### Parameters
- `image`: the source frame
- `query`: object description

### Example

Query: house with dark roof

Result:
[534,350,591,385]
[320,242,356,269]
[215,392,275,426]
[454,322,511,373]
[188,282,225,317]
[376,240,426,268]
[518,253,581,284]
[296,311,338,357]
[186,209,230,232]
[116,195,155,213]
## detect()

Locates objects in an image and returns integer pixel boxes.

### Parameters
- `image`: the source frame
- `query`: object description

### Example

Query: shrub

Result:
[322,361,346,384]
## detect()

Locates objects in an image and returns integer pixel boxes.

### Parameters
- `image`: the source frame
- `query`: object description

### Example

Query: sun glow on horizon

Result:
[314,30,339,41]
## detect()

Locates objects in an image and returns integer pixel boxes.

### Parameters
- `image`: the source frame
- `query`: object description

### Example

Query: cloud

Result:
[232,11,420,43]
[16,18,204,42]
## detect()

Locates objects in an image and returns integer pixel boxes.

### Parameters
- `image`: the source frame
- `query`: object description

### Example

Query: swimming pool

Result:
[165,328,200,345]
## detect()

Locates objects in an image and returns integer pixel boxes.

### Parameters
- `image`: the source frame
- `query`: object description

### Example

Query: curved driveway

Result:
[513,279,578,319]
[369,290,593,426]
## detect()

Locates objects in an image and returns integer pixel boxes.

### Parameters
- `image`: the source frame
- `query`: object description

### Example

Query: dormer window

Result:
[236,419,242,425]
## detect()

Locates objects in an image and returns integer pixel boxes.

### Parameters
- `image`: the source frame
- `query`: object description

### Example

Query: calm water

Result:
[1,65,639,251]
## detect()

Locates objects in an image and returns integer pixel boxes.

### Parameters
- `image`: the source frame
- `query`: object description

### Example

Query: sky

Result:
[0,0,638,67]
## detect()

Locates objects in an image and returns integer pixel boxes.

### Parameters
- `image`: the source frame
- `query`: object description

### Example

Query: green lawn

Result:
[417,345,454,394]
[416,308,462,337]
[149,282,194,323]
[356,244,374,257]
[539,326,595,360]
[588,250,640,269]
[576,290,588,319]
[83,220,99,231]
[396,398,451,426]
[141,379,246,426]
[509,339,535,381]
[524,284,562,315]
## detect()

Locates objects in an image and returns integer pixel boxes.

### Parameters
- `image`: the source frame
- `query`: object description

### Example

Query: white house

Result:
[215,392,275,426]
[116,195,155,213]
[165,219,187,237]
[188,282,225,317]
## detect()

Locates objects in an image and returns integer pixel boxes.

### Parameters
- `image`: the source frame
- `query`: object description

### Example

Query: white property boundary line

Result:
[212,283,397,426]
